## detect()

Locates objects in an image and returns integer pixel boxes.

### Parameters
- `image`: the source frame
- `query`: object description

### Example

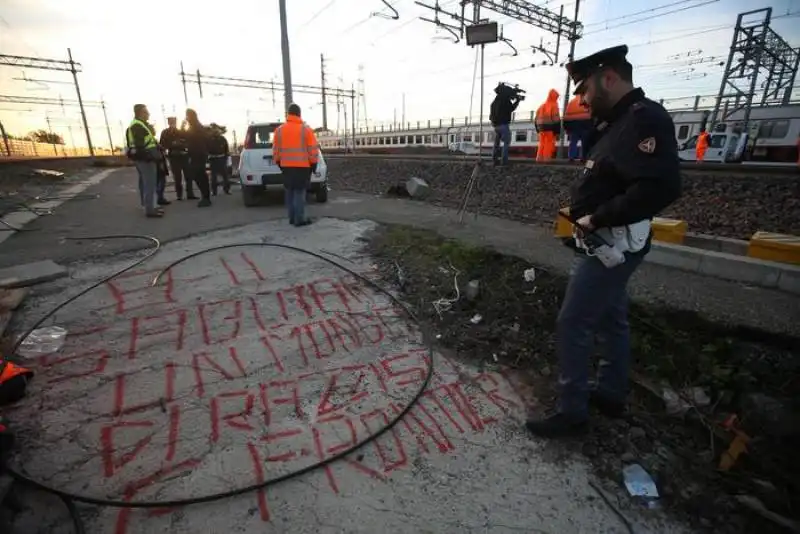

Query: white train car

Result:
[318,103,800,164]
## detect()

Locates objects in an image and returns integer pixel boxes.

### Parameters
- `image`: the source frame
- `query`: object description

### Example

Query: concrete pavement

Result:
[6,219,691,534]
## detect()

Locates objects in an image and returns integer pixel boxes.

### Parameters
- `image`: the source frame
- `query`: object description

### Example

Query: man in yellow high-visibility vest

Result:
[126,104,164,218]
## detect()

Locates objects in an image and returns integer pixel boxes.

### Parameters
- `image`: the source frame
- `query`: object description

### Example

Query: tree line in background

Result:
[4,129,66,145]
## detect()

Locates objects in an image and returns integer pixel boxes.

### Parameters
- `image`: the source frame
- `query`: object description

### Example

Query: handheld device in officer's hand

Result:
[558,211,626,268]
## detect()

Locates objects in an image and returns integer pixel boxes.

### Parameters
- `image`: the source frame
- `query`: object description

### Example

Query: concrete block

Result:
[0,260,68,288]
[777,266,800,295]
[748,231,800,265]
[0,288,29,311]
[405,176,430,199]
[684,233,749,256]
[698,250,781,287]
[646,243,702,272]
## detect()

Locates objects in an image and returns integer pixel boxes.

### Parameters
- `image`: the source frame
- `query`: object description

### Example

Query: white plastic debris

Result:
[523,268,536,283]
[17,326,67,357]
[470,314,483,324]
[623,463,660,507]
[466,280,480,301]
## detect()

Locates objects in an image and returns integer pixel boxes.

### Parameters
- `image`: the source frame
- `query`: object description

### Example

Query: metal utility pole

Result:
[351,83,357,148]
[180,61,189,105]
[357,63,367,130]
[557,0,581,159]
[321,54,328,130]
[711,7,799,131]
[101,100,115,153]
[67,48,94,156]
[402,93,406,127]
[1,51,100,156]
[279,0,293,111]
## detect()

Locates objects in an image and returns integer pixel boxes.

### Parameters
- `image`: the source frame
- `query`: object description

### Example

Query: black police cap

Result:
[566,45,629,94]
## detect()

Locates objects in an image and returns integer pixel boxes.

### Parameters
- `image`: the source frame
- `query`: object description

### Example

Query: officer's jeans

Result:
[134,160,158,213]
[492,124,511,164]
[556,250,646,418]
[284,187,306,225]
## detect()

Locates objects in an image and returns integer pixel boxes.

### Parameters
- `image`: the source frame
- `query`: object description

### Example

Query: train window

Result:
[709,135,727,148]
[677,125,689,140]
[487,132,494,142]
[515,131,527,143]
[772,120,789,138]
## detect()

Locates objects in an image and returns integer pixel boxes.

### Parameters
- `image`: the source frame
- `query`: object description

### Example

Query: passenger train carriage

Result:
[318,103,800,165]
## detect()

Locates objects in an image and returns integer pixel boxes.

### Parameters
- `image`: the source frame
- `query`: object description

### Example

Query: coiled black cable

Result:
[5,237,433,533]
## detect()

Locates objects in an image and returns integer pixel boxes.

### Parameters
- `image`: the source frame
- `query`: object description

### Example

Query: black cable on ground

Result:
[5,239,434,532]
[3,234,161,534]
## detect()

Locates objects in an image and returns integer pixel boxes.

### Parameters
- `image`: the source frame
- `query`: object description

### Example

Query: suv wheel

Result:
[242,185,263,207]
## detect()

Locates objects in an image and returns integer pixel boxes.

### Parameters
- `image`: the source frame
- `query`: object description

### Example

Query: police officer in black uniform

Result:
[526,45,682,438]
[159,116,196,200]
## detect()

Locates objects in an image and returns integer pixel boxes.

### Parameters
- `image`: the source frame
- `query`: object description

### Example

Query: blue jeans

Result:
[285,187,307,225]
[492,124,511,164]
[134,160,158,213]
[556,251,646,418]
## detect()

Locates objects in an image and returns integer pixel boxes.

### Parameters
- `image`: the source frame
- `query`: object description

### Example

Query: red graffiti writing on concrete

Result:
[33,254,525,533]
[103,350,523,534]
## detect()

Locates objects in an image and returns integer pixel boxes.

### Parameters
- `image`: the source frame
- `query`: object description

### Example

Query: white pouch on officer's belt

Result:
[574,219,651,268]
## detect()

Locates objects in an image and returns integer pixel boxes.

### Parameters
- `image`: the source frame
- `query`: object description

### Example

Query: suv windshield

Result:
[247,124,281,148]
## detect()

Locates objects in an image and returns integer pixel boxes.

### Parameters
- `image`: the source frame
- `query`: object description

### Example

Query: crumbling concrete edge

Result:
[0,168,120,246]
[647,242,800,295]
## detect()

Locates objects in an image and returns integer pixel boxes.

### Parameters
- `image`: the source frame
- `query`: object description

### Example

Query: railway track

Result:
[326,152,800,175]
[3,153,797,176]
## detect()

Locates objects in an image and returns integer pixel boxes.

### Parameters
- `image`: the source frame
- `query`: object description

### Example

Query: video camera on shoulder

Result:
[495,82,526,101]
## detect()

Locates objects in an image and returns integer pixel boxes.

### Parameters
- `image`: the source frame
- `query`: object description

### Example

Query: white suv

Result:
[238,122,329,207]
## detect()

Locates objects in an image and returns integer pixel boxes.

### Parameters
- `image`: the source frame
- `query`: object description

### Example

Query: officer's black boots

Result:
[526,413,589,437]
[590,392,626,418]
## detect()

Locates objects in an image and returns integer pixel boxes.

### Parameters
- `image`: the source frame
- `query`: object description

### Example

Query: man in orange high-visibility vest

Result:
[272,103,320,227]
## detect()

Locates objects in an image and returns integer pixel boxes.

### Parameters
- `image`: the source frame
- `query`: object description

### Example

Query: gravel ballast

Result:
[327,159,800,240]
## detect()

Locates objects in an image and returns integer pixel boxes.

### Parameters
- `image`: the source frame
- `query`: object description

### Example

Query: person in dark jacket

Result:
[525,45,682,438]
[160,116,196,200]
[208,123,231,195]
[184,108,212,207]
[490,83,522,166]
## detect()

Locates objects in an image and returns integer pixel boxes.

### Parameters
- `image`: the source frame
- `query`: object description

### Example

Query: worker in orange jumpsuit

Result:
[535,89,561,161]
[564,95,591,161]
[696,130,710,162]
[273,103,320,227]
[0,359,33,406]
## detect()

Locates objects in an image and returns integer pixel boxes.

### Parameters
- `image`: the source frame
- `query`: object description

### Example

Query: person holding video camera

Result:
[490,82,523,166]
[525,45,682,438]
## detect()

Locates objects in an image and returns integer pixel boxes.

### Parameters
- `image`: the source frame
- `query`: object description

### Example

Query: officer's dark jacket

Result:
[490,96,520,126]
[159,127,189,156]
[208,134,230,158]
[184,123,209,158]
[570,88,682,229]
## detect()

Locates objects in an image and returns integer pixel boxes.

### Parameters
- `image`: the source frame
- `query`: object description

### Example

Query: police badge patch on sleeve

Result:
[638,137,656,153]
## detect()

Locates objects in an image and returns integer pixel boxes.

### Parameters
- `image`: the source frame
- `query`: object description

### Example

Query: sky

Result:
[1,0,799,149]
